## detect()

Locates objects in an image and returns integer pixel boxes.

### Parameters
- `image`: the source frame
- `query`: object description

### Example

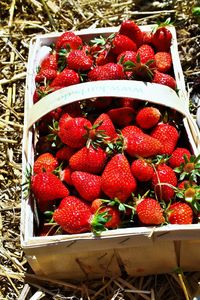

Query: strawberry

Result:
[94,49,115,66]
[35,68,57,82]
[33,153,58,174]
[173,155,200,182]
[107,107,135,127]
[56,146,76,162]
[88,63,125,81]
[60,167,73,186]
[87,97,112,110]
[152,164,177,201]
[33,85,63,103]
[58,114,92,148]
[136,198,165,225]
[53,196,110,234]
[91,199,121,229]
[93,113,117,141]
[142,31,152,44]
[117,51,137,64]
[53,196,92,233]
[50,68,80,87]
[111,34,137,55]
[118,97,140,110]
[69,146,107,174]
[131,158,154,182]
[31,172,69,212]
[71,171,101,202]
[55,31,83,51]
[40,53,57,70]
[101,154,137,202]
[168,147,191,169]
[67,49,93,71]
[123,130,162,158]
[124,46,155,81]
[63,101,83,117]
[136,106,161,129]
[151,123,179,155]
[119,19,143,47]
[178,180,193,190]
[167,202,193,224]
[151,25,172,52]
[136,44,155,67]
[152,70,176,90]
[121,125,143,136]
[154,52,172,73]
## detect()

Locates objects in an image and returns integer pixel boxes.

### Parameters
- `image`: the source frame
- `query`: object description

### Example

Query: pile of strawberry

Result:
[29,94,200,236]
[29,19,200,237]
[33,19,176,103]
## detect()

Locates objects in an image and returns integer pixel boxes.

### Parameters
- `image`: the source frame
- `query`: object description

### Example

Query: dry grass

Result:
[0,0,200,299]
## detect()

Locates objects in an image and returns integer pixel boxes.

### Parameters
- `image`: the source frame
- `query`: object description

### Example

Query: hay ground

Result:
[0,0,200,299]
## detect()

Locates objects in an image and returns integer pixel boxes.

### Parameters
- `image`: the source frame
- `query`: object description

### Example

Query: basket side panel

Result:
[180,240,200,272]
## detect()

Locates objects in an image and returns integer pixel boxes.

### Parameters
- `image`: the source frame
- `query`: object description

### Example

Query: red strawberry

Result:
[152,70,176,90]
[101,154,137,202]
[56,146,76,162]
[125,46,155,81]
[91,199,121,229]
[167,202,193,224]
[35,68,57,82]
[118,97,140,110]
[178,180,192,190]
[88,63,125,81]
[136,198,165,225]
[58,114,92,148]
[151,123,179,155]
[121,125,143,136]
[33,85,63,103]
[168,147,191,168]
[31,172,69,211]
[53,196,110,234]
[107,107,135,127]
[119,20,143,47]
[95,50,115,66]
[71,171,101,202]
[136,106,161,129]
[63,101,83,117]
[67,49,93,71]
[152,164,177,201]
[40,53,57,70]
[131,158,154,182]
[136,44,155,66]
[122,130,162,158]
[69,146,107,174]
[117,51,137,64]
[60,167,73,186]
[87,97,112,110]
[50,68,80,87]
[33,153,58,174]
[53,196,92,233]
[93,113,117,141]
[55,32,83,51]
[154,52,172,73]
[142,31,152,44]
[111,34,137,55]
[151,26,172,52]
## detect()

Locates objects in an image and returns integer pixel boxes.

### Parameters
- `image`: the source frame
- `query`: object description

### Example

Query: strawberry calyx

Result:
[90,209,111,235]
[83,121,110,149]
[123,53,155,81]
[174,154,200,182]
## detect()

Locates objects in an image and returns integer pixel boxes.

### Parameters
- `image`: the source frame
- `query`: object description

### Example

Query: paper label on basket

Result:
[27,80,189,129]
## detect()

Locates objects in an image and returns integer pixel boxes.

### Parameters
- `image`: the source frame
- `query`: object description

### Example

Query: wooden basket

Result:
[21,25,200,279]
